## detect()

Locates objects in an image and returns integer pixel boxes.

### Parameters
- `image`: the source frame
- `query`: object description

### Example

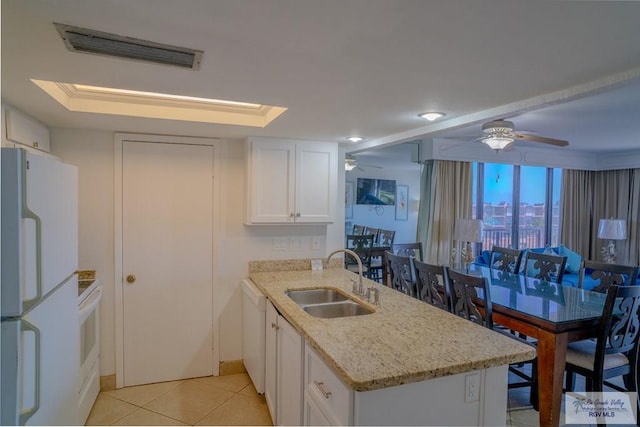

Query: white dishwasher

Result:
[241,279,266,394]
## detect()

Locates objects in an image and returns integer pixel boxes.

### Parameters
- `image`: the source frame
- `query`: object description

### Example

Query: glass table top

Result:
[463,265,608,324]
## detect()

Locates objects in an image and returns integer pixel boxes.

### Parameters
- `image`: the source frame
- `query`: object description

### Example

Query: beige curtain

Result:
[559,170,593,258]
[561,168,640,266]
[423,160,473,265]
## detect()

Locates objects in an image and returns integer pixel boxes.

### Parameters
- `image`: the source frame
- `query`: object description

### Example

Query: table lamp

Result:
[597,218,627,263]
[453,219,483,268]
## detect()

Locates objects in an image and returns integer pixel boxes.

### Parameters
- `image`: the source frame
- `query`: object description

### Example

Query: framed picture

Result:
[395,185,408,221]
[345,181,354,219]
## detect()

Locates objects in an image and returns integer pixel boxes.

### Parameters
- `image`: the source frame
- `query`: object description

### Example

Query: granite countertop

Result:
[249,265,535,392]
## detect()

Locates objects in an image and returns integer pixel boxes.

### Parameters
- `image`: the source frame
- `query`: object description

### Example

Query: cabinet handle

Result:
[290,213,295,217]
[296,212,301,217]
[314,381,332,399]
[271,322,280,330]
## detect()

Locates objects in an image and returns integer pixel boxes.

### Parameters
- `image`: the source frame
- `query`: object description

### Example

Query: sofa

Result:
[473,245,639,291]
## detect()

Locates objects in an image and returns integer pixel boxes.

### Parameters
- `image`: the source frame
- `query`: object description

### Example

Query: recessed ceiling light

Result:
[418,112,445,121]
[346,136,365,143]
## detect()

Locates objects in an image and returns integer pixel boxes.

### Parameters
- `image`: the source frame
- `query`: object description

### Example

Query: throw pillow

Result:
[481,250,491,265]
[558,244,582,274]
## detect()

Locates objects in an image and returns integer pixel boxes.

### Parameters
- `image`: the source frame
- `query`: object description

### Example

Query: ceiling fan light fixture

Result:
[345,155,358,171]
[346,136,365,143]
[482,136,514,151]
[418,112,445,121]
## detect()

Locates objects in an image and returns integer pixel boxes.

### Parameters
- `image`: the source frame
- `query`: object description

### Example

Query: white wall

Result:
[345,166,421,245]
[50,129,343,376]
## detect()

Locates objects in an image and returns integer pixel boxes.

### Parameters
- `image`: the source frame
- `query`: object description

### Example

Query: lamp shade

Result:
[597,219,627,240]
[454,219,484,242]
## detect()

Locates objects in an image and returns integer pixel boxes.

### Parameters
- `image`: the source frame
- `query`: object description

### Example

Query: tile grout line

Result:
[191,388,245,426]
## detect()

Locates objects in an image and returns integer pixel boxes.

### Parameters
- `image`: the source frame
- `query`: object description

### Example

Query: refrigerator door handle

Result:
[19,320,41,425]
[21,156,44,312]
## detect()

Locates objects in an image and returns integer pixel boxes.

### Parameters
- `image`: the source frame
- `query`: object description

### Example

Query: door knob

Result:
[126,274,136,283]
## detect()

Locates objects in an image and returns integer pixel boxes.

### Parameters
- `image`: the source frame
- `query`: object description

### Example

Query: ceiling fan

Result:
[345,154,383,172]
[459,120,570,152]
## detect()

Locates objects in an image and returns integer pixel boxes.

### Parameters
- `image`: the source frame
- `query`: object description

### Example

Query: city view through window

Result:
[473,163,562,250]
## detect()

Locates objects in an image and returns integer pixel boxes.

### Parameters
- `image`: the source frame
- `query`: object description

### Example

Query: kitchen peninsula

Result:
[247,260,535,426]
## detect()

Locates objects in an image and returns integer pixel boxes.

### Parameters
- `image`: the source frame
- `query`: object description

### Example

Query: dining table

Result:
[458,264,609,427]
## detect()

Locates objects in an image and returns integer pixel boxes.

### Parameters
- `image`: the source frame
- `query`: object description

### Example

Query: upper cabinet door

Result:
[246,139,296,223]
[295,142,337,223]
[245,137,337,224]
[3,107,51,152]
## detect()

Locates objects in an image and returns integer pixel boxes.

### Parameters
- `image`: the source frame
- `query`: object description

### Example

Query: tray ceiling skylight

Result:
[31,79,287,127]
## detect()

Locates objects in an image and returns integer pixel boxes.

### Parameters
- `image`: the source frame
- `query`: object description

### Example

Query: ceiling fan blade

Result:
[515,133,569,147]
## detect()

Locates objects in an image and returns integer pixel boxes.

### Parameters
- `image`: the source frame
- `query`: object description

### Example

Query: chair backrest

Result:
[363,226,380,243]
[413,260,449,311]
[578,260,639,293]
[392,242,423,262]
[489,246,523,274]
[378,229,396,247]
[386,251,416,297]
[446,268,492,328]
[345,234,374,267]
[522,251,567,284]
[352,224,365,235]
[592,285,640,375]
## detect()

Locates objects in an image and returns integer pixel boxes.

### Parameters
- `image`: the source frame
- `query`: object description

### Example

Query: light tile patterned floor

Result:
[87,371,629,426]
[85,373,272,426]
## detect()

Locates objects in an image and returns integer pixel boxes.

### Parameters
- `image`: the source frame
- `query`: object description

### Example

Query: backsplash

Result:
[249,258,342,273]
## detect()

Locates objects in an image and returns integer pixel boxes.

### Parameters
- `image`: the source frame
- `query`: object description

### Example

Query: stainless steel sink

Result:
[285,287,374,319]
[285,288,349,305]
[302,300,374,318]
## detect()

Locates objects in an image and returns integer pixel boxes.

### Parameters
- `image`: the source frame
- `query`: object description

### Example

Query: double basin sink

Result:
[285,287,374,319]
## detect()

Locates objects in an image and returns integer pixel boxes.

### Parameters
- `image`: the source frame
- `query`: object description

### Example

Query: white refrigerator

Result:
[1,148,80,425]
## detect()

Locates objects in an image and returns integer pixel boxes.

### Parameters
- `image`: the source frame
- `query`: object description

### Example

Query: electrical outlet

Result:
[311,236,321,250]
[465,373,480,402]
[273,237,287,250]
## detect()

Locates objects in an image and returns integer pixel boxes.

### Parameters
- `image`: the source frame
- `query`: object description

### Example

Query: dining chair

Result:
[577,260,638,293]
[564,284,640,419]
[489,246,523,274]
[363,226,380,244]
[378,229,396,247]
[369,229,395,282]
[352,224,365,235]
[386,251,416,297]
[446,267,538,407]
[413,260,449,311]
[392,242,423,262]
[522,251,568,284]
[446,268,492,327]
[345,234,375,279]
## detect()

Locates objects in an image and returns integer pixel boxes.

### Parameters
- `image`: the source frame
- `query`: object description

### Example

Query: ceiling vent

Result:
[54,23,203,70]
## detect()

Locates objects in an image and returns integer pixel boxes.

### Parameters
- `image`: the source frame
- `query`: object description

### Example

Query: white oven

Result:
[78,281,102,424]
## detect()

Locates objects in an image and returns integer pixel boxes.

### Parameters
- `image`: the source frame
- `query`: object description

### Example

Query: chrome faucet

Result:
[326,248,365,297]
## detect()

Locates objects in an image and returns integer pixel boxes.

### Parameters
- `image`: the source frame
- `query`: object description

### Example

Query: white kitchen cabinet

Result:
[245,137,338,224]
[303,343,508,426]
[304,345,352,426]
[265,300,304,426]
[265,301,278,420]
[2,105,50,152]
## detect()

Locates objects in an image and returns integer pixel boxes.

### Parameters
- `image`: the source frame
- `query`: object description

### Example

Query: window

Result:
[473,163,561,250]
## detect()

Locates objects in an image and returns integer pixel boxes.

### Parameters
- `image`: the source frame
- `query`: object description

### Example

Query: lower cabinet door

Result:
[304,391,332,426]
[277,314,304,425]
[264,301,278,423]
